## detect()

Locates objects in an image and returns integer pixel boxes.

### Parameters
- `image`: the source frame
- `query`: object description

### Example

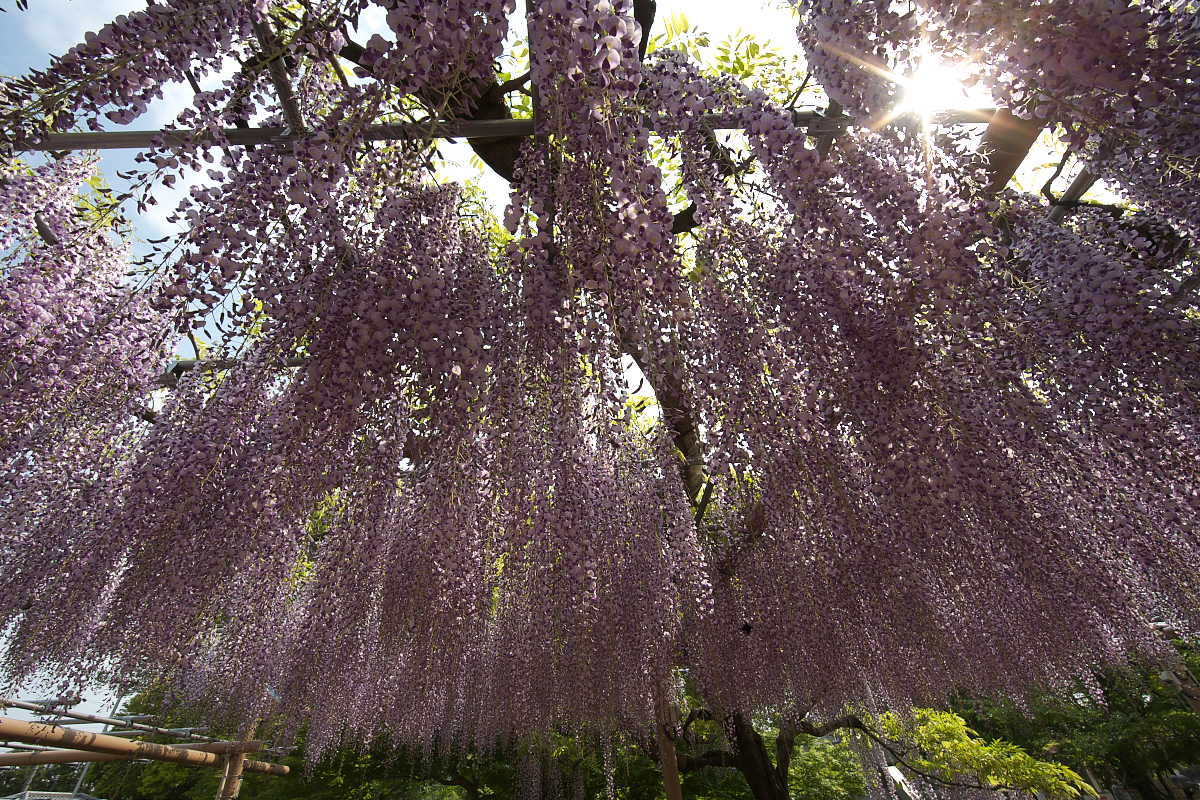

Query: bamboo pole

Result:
[217,720,261,799]
[1,697,220,743]
[218,750,248,799]
[0,718,287,776]
[0,740,269,766]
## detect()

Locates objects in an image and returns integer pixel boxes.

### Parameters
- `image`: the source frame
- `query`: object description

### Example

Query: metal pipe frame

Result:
[1047,168,1099,223]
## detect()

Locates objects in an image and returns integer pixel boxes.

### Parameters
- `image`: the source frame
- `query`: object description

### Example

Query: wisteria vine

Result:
[0,0,1197,783]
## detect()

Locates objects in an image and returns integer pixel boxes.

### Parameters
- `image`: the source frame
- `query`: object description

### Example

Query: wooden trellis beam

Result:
[2,697,218,744]
[0,739,265,767]
[18,109,996,153]
[0,717,287,775]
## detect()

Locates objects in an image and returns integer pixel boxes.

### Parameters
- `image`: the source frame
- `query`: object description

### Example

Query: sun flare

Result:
[893,58,989,118]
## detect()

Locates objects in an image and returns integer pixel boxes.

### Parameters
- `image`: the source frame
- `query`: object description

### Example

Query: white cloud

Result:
[21,0,145,61]
[354,4,390,42]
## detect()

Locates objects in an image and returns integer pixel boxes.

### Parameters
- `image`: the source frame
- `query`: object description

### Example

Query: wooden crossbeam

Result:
[253,20,306,134]
[17,109,996,153]
[978,108,1043,195]
[2,697,218,744]
[1047,168,1099,222]
[0,718,285,775]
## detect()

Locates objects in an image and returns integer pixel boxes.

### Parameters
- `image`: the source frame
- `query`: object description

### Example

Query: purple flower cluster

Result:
[0,156,170,680]
[0,0,256,143]
[792,0,920,121]
[0,156,167,472]
[357,0,514,113]
[0,0,1198,774]
[942,1,1200,235]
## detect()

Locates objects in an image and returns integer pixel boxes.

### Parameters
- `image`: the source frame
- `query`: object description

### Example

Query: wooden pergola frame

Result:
[0,717,286,799]
[0,699,289,800]
[18,109,998,153]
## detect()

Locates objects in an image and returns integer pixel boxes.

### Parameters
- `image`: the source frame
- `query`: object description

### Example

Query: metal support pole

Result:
[15,109,994,153]
[978,109,1043,195]
[1047,168,1099,223]
[71,693,124,797]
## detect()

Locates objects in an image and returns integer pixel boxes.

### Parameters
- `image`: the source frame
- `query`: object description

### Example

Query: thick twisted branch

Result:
[677,748,740,772]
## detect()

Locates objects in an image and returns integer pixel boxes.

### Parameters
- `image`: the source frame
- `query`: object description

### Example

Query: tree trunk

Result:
[1126,770,1170,800]
[730,713,790,800]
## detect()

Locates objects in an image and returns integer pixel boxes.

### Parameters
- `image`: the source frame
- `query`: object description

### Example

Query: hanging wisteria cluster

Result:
[0,0,1198,771]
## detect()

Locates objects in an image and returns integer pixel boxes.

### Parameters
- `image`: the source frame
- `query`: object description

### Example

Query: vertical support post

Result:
[217,718,261,800]
[525,0,560,260]
[21,706,72,793]
[525,0,543,129]
[71,693,125,796]
[654,680,684,800]
[217,749,247,800]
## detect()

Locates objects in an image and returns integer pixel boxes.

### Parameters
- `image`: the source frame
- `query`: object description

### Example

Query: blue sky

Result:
[1,0,196,240]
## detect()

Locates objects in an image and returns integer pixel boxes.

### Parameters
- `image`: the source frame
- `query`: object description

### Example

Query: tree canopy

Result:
[0,0,1198,788]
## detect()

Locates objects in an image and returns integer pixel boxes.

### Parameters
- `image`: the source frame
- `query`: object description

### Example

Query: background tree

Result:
[957,644,1200,800]
[81,691,1094,800]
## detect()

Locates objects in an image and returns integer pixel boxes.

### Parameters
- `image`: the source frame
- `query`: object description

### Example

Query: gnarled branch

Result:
[677,748,740,772]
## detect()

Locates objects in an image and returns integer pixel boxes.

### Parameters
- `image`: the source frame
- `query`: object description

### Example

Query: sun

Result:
[893,57,989,119]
